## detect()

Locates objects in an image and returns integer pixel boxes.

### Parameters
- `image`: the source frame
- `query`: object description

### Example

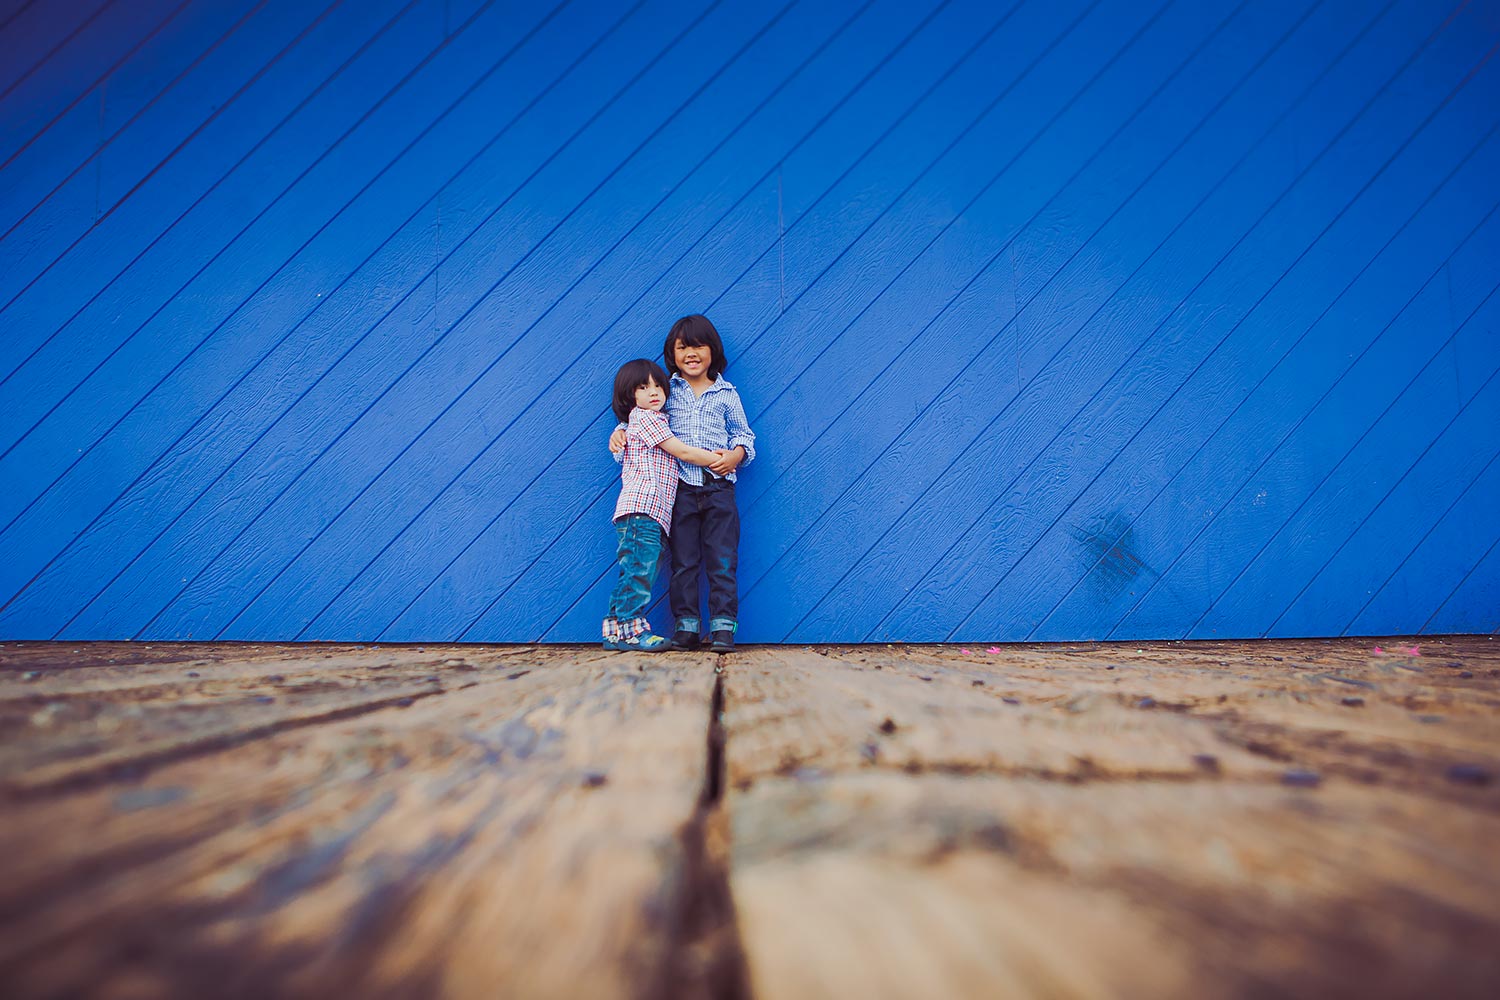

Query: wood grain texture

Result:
[2,637,1498,997]
[723,638,1500,998]
[0,642,734,999]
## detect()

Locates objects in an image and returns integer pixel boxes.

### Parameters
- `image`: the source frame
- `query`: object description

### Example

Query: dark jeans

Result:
[669,477,739,633]
[608,515,665,626]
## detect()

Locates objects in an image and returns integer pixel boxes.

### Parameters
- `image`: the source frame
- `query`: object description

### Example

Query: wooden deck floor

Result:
[2,637,1497,998]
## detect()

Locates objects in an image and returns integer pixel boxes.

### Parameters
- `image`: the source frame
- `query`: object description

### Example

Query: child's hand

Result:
[608,428,627,453]
[707,448,742,476]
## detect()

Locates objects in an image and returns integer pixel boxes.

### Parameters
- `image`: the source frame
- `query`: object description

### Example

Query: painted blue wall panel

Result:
[0,0,260,238]
[1,0,1495,642]
[0,1,109,97]
[789,0,1375,641]
[756,0,1324,641]
[27,0,640,640]
[0,0,181,165]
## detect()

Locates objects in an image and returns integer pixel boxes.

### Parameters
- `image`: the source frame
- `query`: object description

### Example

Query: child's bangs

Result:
[673,330,713,349]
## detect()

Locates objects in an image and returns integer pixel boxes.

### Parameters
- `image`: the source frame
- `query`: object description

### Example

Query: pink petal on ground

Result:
[1406,645,1421,656]
[987,647,1001,654]
[1373,646,1384,654]
[960,648,973,656]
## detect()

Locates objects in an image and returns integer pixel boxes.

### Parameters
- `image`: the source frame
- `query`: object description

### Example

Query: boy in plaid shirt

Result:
[603,359,720,651]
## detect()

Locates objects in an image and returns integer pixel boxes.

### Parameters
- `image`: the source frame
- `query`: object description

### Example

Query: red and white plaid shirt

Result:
[613,408,677,535]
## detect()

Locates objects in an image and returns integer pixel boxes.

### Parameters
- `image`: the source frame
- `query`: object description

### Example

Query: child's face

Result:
[634,378,665,412]
[673,338,712,380]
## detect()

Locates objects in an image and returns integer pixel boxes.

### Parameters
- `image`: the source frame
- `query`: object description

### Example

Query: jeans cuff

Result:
[675,617,701,634]
[708,617,737,633]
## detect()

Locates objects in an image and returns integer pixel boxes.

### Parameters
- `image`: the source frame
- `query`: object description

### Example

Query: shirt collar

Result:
[670,372,734,393]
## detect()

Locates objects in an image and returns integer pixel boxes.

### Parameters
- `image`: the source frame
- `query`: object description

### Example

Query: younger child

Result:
[603,359,720,651]
[612,315,755,652]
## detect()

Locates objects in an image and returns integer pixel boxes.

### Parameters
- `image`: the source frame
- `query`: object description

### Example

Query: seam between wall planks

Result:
[744,0,1271,638]
[1097,44,1500,638]
[1094,74,1500,643]
[1423,526,1500,634]
[0,0,194,173]
[184,0,749,641]
[0,0,482,508]
[952,5,1485,642]
[0,0,113,106]
[0,1,42,37]
[22,0,590,632]
[855,0,1434,641]
[1098,122,1499,640]
[103,0,710,641]
[0,0,453,613]
[1,0,272,241]
[31,0,604,635]
[1345,444,1500,634]
[785,0,1351,644]
[392,0,896,641]
[1268,364,1500,635]
[771,0,1378,641]
[1,0,240,320]
[1184,244,1500,637]
[1006,7,1488,644]
[0,0,368,392]
[362,0,883,641]
[868,0,1465,643]
[6,1,1490,640]
[0,0,458,613]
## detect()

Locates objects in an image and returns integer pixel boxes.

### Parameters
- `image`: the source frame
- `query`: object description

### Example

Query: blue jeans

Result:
[607,515,666,633]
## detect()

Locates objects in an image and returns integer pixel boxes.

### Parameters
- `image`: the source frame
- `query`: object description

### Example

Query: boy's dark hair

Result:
[663,314,727,379]
[612,358,671,423]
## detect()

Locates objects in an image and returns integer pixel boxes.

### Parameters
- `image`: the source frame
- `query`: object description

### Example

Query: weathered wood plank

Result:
[723,637,1500,998]
[4,637,1497,998]
[0,644,730,999]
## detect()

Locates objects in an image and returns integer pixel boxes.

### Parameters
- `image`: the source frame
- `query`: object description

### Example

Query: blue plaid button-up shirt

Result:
[664,373,756,485]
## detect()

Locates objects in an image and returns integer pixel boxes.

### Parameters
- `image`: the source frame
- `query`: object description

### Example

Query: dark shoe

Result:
[709,630,735,652]
[669,630,701,650]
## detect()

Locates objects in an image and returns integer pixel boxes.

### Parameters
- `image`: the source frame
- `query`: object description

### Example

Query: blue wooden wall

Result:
[1,0,1497,643]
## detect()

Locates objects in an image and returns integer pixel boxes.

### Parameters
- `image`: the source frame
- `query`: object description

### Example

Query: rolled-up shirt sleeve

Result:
[724,393,756,466]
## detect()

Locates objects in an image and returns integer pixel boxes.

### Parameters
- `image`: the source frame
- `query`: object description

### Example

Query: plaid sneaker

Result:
[603,632,670,652]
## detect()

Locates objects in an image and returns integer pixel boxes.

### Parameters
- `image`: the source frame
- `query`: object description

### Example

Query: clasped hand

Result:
[610,427,740,475]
